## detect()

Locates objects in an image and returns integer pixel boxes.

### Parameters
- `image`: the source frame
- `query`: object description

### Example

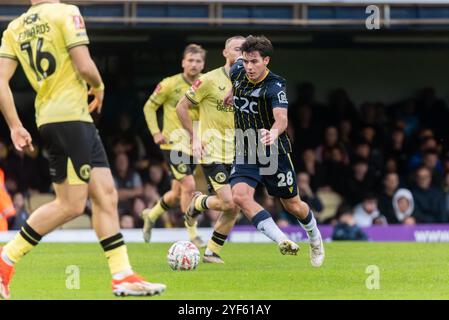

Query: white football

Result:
[167,240,200,271]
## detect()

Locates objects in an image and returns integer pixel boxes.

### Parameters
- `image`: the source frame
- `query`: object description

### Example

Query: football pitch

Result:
[4,242,449,300]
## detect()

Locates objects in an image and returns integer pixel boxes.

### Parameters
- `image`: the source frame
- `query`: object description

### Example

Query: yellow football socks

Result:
[148,198,170,223]
[207,231,228,255]
[100,233,132,276]
[194,195,209,212]
[3,222,42,264]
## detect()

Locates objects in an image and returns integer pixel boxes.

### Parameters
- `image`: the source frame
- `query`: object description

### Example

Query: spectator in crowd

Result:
[408,136,439,173]
[292,105,321,155]
[384,157,399,175]
[278,172,323,227]
[321,146,349,195]
[297,149,326,192]
[3,145,50,193]
[344,159,377,205]
[378,172,400,223]
[332,205,368,241]
[392,188,416,225]
[395,99,420,137]
[385,128,409,176]
[108,113,147,165]
[352,140,383,178]
[353,193,387,227]
[338,119,353,150]
[142,183,160,210]
[120,214,135,229]
[113,152,143,216]
[8,192,29,230]
[421,149,444,187]
[316,126,348,164]
[144,162,171,195]
[411,166,448,223]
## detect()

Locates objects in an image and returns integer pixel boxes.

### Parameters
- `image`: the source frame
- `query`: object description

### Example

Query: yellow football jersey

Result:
[143,73,199,154]
[185,67,234,164]
[0,2,92,127]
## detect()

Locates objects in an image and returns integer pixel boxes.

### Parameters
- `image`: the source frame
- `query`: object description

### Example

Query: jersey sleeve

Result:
[148,77,170,106]
[143,78,171,134]
[0,29,17,61]
[185,75,209,105]
[61,5,90,49]
[230,58,244,82]
[268,79,289,109]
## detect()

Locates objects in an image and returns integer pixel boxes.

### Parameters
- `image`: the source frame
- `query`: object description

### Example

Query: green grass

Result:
[4,242,449,300]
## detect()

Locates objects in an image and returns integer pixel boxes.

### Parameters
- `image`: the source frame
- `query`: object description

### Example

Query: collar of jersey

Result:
[181,73,195,86]
[221,67,230,80]
[32,1,53,7]
[246,69,269,85]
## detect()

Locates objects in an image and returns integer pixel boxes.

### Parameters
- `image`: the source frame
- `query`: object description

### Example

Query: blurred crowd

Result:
[1,83,449,233]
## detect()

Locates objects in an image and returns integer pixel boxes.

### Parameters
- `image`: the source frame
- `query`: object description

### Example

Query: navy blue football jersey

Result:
[230,58,292,155]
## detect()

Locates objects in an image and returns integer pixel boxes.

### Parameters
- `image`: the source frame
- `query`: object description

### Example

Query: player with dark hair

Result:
[225,35,325,266]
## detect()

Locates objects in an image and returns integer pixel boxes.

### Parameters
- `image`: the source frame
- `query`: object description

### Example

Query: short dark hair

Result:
[241,35,273,58]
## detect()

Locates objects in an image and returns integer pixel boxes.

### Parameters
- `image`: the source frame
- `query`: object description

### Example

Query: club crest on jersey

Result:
[177,163,188,174]
[79,164,91,181]
[277,91,288,104]
[73,15,85,29]
[215,172,227,183]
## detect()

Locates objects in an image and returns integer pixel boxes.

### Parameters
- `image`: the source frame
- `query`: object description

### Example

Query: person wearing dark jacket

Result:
[411,166,448,223]
[332,205,368,241]
[344,158,377,206]
[378,172,400,223]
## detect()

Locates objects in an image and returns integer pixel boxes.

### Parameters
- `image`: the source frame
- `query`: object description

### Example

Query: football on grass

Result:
[167,241,200,271]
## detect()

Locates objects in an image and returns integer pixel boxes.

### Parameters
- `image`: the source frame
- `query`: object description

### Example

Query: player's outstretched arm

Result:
[69,45,104,113]
[0,57,33,152]
[261,108,288,145]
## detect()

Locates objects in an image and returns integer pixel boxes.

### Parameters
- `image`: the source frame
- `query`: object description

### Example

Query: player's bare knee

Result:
[105,185,118,208]
[63,200,87,219]
[232,191,248,209]
[104,190,118,214]
[283,198,302,216]
[300,201,310,215]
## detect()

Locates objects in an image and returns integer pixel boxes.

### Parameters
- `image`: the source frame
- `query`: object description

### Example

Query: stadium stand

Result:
[1,1,449,231]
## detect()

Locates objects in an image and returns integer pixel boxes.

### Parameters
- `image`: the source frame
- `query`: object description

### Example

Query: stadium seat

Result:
[27,193,55,213]
[316,190,342,223]
[60,214,92,230]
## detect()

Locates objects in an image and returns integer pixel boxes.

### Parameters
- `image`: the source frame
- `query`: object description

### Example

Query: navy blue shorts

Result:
[229,153,298,199]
